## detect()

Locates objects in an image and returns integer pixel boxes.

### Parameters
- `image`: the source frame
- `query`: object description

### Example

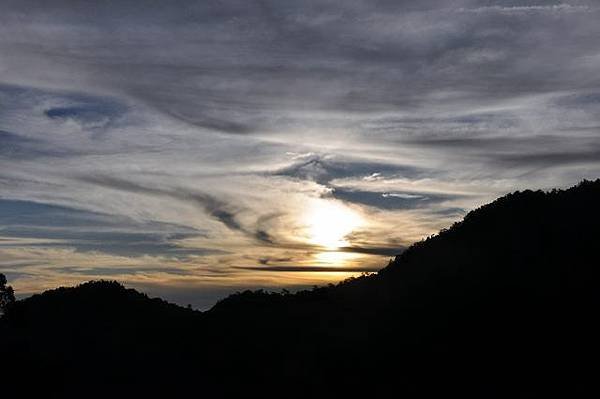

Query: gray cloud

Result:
[271,153,445,211]
[338,245,405,257]
[75,175,288,246]
[0,199,212,258]
[0,130,51,159]
[273,153,422,185]
[77,175,245,232]
[257,256,294,265]
[2,0,597,132]
[330,188,461,210]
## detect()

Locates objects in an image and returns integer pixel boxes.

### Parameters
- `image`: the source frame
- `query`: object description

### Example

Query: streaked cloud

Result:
[1,0,600,308]
[234,265,380,273]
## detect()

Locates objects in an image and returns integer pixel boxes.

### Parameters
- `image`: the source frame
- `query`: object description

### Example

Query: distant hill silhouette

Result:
[2,180,600,397]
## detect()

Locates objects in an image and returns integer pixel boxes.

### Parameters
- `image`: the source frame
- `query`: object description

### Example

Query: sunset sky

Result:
[1,0,600,308]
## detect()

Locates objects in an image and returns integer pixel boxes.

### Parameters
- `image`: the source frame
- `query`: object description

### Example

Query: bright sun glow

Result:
[305,199,363,249]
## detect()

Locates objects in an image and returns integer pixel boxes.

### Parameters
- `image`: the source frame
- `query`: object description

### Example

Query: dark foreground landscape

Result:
[2,180,599,397]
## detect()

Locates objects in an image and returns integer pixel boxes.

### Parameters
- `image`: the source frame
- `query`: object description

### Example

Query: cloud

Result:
[330,188,458,210]
[258,256,294,265]
[0,199,212,258]
[0,130,52,159]
[271,153,448,211]
[459,4,592,14]
[234,265,381,273]
[75,175,288,246]
[273,153,422,185]
[44,102,126,132]
[77,175,245,231]
[338,245,405,257]
[52,266,194,277]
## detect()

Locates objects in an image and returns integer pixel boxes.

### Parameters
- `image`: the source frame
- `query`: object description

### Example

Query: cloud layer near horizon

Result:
[1,0,600,308]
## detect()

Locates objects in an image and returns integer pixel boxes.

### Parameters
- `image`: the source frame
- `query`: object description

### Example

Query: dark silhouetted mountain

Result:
[2,180,599,398]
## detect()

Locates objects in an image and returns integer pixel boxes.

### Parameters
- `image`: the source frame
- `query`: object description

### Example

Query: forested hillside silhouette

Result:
[2,180,599,397]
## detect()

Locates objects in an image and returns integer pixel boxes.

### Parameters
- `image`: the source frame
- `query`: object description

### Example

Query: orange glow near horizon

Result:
[313,250,362,265]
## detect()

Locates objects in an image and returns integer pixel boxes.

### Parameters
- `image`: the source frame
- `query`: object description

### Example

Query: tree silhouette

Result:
[0,273,15,314]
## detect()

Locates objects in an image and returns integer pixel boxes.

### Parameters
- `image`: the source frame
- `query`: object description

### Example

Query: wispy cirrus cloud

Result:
[1,0,600,308]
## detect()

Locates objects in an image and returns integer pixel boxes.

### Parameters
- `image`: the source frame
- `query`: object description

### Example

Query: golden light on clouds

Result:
[313,250,361,266]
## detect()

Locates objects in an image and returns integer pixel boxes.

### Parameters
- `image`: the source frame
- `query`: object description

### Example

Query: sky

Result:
[1,0,600,309]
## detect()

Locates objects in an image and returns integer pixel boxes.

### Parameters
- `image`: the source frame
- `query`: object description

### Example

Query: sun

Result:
[304,199,363,249]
